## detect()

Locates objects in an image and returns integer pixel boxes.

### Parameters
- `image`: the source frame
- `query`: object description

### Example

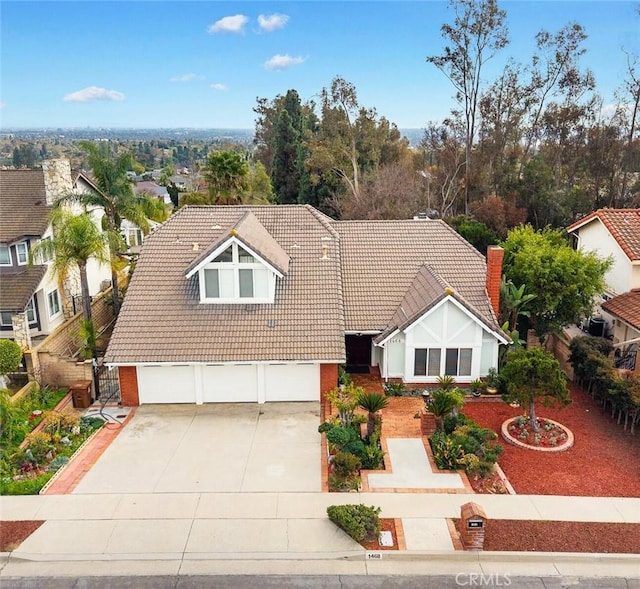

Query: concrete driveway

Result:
[73,402,321,494]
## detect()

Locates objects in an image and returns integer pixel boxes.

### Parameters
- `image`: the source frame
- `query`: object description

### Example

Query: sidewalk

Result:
[2,491,639,578]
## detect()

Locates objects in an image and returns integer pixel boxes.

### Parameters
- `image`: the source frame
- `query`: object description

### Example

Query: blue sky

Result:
[1,1,638,130]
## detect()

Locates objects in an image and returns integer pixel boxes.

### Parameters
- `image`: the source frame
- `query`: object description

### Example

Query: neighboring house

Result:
[106,205,508,406]
[567,209,640,297]
[135,180,172,206]
[602,289,640,374]
[0,159,112,349]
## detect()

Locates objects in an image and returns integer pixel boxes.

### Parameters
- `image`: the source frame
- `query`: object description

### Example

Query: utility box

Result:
[70,380,92,409]
[460,501,487,550]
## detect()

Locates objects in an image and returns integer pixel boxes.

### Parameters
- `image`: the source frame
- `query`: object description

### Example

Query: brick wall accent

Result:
[320,363,338,396]
[119,366,139,406]
[485,245,504,318]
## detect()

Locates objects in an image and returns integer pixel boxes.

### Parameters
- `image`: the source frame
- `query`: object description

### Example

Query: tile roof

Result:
[0,170,51,242]
[106,206,502,365]
[602,289,640,330]
[186,211,290,277]
[333,218,500,333]
[567,209,640,261]
[0,265,47,312]
[105,205,345,364]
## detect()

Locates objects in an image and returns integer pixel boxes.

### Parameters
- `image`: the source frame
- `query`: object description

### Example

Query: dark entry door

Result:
[345,335,373,367]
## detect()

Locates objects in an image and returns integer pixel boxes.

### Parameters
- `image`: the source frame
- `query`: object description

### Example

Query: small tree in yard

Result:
[0,340,23,389]
[500,347,571,432]
[326,383,362,427]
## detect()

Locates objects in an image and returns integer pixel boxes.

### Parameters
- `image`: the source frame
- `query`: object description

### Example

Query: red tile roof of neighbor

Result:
[105,205,503,364]
[602,289,640,330]
[567,209,640,261]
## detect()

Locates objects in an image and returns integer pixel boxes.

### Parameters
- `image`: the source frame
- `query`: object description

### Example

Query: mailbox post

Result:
[460,501,487,550]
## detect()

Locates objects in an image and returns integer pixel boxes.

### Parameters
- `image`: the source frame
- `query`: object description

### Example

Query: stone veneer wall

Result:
[11,312,32,351]
[42,159,73,205]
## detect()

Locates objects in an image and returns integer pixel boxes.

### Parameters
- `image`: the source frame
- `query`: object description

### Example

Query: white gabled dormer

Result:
[185,212,289,305]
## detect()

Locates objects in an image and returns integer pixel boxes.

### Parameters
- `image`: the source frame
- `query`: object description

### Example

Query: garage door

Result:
[138,365,196,404]
[202,365,258,402]
[265,364,319,402]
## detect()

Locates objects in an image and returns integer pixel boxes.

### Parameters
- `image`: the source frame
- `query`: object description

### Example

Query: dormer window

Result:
[199,243,275,303]
[16,242,28,265]
[184,211,290,306]
[0,245,10,266]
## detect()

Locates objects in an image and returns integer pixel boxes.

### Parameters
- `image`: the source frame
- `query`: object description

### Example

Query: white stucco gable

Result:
[376,296,508,383]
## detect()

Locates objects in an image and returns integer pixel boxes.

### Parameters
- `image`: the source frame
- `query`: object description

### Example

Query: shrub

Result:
[0,472,53,495]
[0,340,23,376]
[383,382,406,397]
[332,451,362,477]
[325,425,357,451]
[23,431,54,463]
[327,504,381,543]
[328,472,360,492]
[326,384,362,427]
[359,443,385,470]
[41,411,80,436]
[444,412,471,435]
[338,365,353,387]
[430,431,464,470]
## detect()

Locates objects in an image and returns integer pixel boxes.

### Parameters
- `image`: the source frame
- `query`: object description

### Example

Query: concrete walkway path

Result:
[367,439,465,490]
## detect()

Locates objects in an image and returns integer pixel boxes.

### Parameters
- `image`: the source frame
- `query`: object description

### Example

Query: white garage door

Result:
[202,365,258,402]
[138,365,196,404]
[265,364,319,402]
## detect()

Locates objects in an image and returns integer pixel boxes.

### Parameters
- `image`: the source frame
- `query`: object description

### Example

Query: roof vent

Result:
[291,243,301,249]
[267,319,276,328]
[192,243,199,251]
[321,244,329,260]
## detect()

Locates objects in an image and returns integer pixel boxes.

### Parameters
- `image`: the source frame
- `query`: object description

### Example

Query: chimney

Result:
[486,245,504,318]
[42,159,73,205]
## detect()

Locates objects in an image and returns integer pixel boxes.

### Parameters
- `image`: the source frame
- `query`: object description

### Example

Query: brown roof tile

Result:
[0,266,47,312]
[106,205,345,363]
[0,170,51,242]
[602,289,640,330]
[567,209,640,261]
[333,218,500,333]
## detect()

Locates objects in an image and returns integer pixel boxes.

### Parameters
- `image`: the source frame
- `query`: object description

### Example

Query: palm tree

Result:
[31,210,108,324]
[203,150,249,204]
[62,141,161,316]
[357,391,389,438]
[425,389,465,432]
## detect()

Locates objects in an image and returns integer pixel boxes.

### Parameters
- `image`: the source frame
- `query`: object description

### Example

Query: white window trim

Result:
[15,242,28,266]
[26,299,36,324]
[0,311,14,326]
[0,244,12,266]
[413,346,473,378]
[47,288,61,319]
[37,236,53,264]
[197,243,276,304]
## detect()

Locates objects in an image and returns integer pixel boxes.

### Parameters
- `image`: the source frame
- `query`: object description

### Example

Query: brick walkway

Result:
[43,409,136,495]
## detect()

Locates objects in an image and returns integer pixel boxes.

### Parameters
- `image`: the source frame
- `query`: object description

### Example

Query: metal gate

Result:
[95,362,121,404]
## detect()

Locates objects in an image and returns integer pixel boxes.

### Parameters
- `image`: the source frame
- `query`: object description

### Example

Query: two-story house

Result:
[0,159,112,350]
[567,208,640,372]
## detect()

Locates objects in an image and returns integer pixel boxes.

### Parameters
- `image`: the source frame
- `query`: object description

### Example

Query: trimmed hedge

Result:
[327,504,381,543]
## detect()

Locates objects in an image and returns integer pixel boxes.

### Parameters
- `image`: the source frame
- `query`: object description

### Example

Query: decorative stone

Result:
[11,312,31,351]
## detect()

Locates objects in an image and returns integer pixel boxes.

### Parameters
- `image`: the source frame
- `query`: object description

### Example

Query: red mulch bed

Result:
[0,521,44,551]
[463,384,640,497]
[361,518,398,551]
[454,519,640,553]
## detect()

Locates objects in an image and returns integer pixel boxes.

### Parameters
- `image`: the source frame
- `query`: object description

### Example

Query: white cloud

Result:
[63,86,125,103]
[169,73,203,82]
[258,13,289,32]
[210,83,228,91]
[207,14,248,34]
[264,54,305,71]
